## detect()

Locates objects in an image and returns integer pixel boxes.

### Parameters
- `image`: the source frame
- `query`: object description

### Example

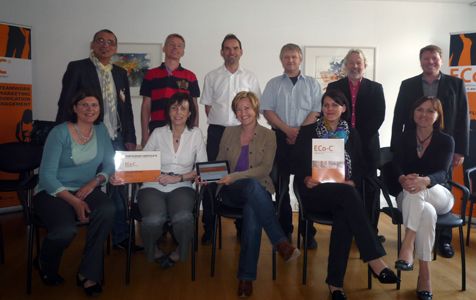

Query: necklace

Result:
[74,124,94,144]
[416,131,433,153]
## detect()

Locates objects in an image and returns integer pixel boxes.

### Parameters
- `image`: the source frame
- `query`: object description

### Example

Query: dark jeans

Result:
[34,189,115,282]
[202,124,226,234]
[300,182,385,287]
[274,129,316,239]
[220,179,287,280]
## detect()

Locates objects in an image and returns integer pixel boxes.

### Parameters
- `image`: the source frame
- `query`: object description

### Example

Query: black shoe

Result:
[77,274,102,297]
[201,232,212,245]
[330,290,347,300]
[378,235,386,243]
[34,257,64,286]
[395,259,414,271]
[370,267,400,284]
[416,290,433,300]
[113,239,144,252]
[306,237,318,250]
[438,243,454,258]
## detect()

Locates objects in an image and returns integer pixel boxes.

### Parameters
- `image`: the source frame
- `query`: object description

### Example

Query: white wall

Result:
[1,0,475,146]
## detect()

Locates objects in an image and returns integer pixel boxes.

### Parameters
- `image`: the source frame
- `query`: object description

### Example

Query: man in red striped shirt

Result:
[140,33,200,147]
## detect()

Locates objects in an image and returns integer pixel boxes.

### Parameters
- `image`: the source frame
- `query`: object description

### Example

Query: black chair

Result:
[464,166,476,246]
[125,183,202,284]
[292,180,333,285]
[0,142,43,293]
[369,147,469,291]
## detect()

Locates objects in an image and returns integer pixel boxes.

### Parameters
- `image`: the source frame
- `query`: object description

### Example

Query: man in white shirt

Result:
[200,34,261,244]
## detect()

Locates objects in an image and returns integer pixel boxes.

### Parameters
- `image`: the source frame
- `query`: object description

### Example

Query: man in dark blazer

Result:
[391,44,469,258]
[56,29,137,250]
[327,49,386,232]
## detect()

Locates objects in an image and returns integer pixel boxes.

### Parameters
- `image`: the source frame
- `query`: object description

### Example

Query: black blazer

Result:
[391,73,468,156]
[327,77,385,173]
[55,58,136,145]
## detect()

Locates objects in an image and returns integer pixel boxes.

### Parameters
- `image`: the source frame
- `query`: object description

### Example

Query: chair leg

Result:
[125,219,134,285]
[397,224,401,290]
[272,247,276,280]
[302,220,308,285]
[466,201,474,246]
[297,217,301,249]
[26,224,34,294]
[218,217,223,250]
[106,234,111,255]
[459,226,466,291]
[0,223,4,264]
[367,266,372,289]
[211,214,218,277]
[191,225,196,281]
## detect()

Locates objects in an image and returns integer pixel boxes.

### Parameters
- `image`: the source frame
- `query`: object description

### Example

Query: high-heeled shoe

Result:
[416,290,433,300]
[395,259,414,271]
[34,257,64,286]
[237,280,252,297]
[370,267,400,284]
[76,274,102,297]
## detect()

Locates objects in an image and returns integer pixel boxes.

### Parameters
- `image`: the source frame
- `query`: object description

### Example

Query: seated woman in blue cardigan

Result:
[35,89,115,297]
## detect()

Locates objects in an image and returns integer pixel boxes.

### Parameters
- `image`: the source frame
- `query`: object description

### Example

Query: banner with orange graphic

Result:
[449,32,475,216]
[0,22,32,209]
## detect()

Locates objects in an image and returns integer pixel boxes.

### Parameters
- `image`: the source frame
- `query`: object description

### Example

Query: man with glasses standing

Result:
[56,29,137,250]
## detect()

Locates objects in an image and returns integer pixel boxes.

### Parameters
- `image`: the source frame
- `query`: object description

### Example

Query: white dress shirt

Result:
[200,65,261,126]
[141,126,207,192]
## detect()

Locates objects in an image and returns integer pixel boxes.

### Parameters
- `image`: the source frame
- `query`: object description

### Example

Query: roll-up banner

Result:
[449,32,475,216]
[0,22,32,210]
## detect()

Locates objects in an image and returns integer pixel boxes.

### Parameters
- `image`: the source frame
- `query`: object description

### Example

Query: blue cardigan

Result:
[38,122,115,195]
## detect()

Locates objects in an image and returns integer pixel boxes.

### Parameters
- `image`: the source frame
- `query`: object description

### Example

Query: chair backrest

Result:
[30,120,57,146]
[0,142,43,174]
[378,147,401,197]
[464,166,476,195]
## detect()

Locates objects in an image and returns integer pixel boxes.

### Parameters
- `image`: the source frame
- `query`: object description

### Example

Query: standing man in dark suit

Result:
[56,29,137,250]
[391,44,469,258]
[327,49,386,233]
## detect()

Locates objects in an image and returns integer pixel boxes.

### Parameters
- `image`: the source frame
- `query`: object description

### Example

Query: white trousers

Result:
[399,184,454,261]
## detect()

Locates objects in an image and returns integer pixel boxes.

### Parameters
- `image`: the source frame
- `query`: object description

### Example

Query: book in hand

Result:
[312,138,345,183]
[114,151,161,183]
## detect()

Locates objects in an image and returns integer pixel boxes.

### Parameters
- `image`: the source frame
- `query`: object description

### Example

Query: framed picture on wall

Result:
[303,46,376,92]
[111,43,162,97]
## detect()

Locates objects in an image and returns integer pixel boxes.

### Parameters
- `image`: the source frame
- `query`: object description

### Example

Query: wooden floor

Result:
[0,212,474,300]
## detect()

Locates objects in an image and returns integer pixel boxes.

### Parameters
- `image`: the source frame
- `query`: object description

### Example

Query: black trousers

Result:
[300,182,386,287]
[34,189,115,282]
[202,124,226,233]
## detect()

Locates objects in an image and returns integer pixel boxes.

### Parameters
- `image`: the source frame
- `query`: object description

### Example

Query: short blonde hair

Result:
[231,91,260,120]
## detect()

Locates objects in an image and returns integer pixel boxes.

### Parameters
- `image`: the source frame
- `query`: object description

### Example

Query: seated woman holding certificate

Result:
[35,90,115,297]
[212,91,299,298]
[393,96,454,300]
[137,92,207,268]
[293,89,398,300]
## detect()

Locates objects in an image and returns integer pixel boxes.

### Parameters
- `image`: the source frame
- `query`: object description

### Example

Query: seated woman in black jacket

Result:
[293,89,398,300]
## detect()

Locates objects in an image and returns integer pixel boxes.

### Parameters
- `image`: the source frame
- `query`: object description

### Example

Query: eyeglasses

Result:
[94,37,116,47]
[77,102,100,109]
